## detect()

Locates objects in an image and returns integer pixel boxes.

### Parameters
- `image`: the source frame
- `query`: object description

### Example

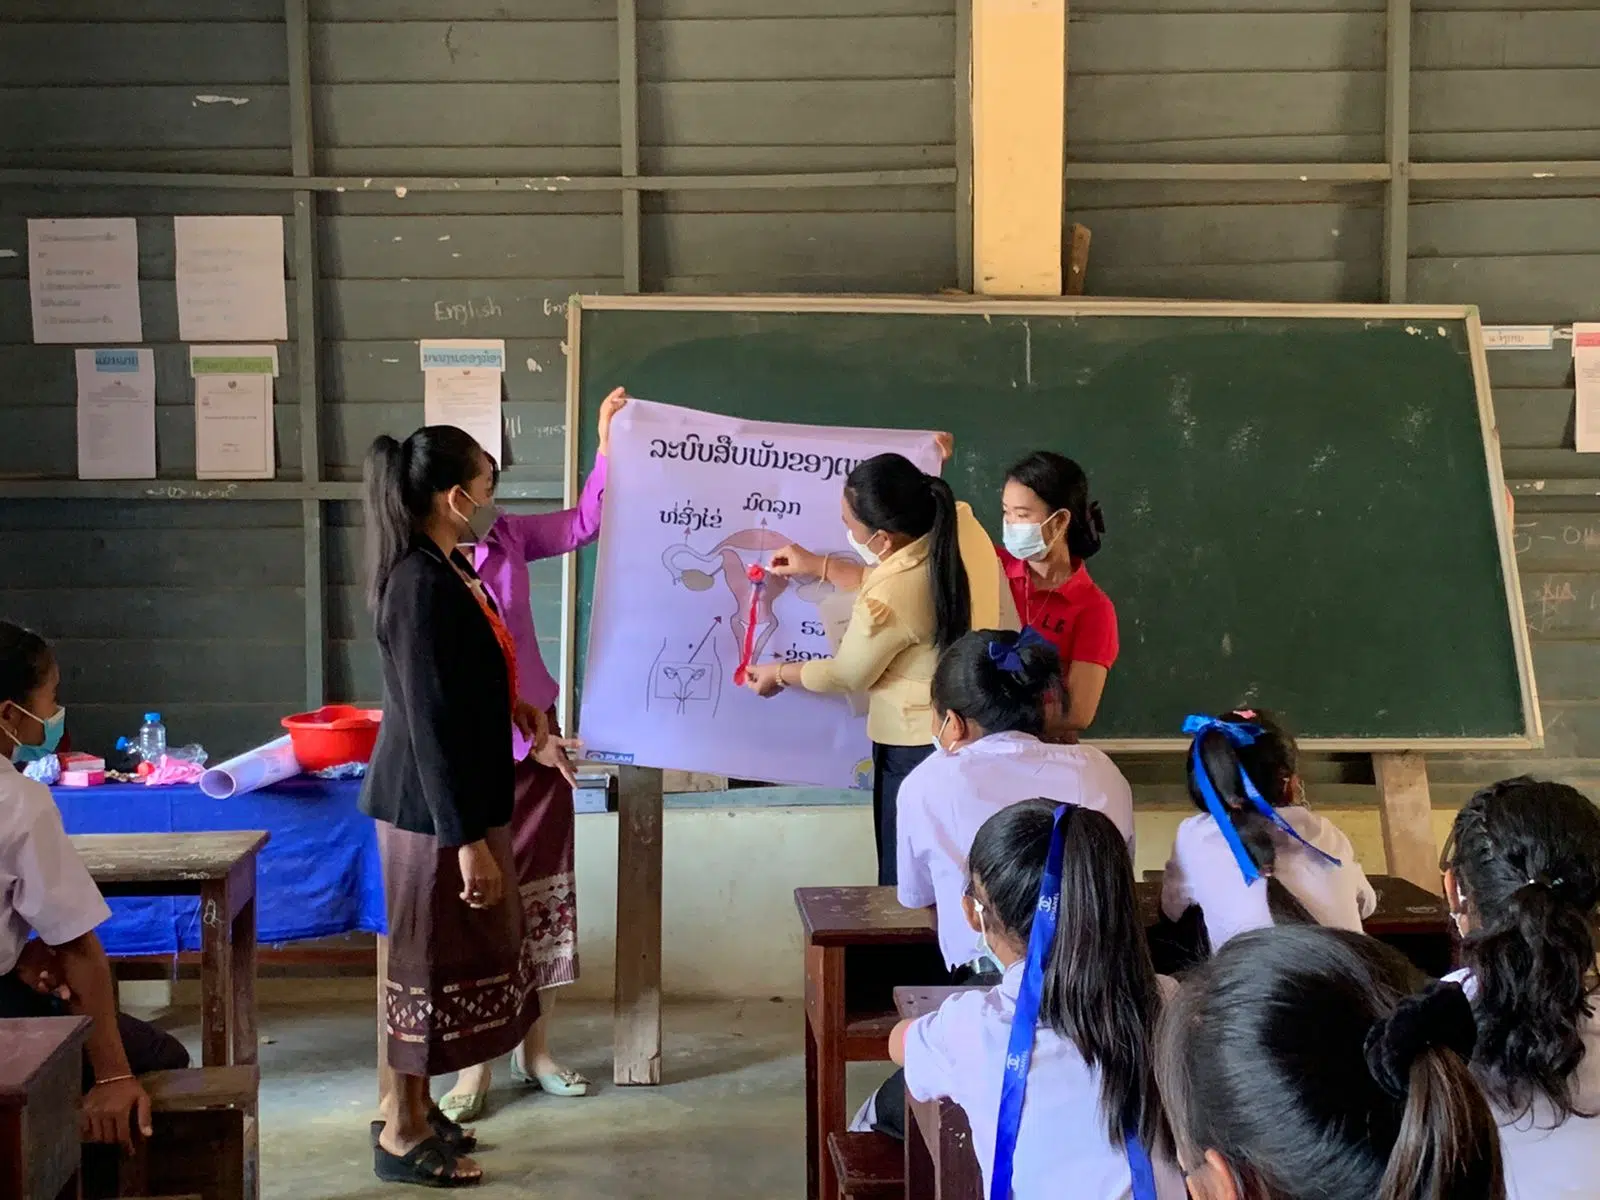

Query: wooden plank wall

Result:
[0,0,959,756]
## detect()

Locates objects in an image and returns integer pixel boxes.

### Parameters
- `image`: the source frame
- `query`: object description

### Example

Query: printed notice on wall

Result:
[28,218,143,344]
[75,348,156,480]
[578,399,942,789]
[192,346,276,479]
[174,216,288,342]
[421,339,505,464]
[1575,324,1600,453]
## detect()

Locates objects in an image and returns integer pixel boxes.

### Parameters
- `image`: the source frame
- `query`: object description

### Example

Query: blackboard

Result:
[562,296,1539,750]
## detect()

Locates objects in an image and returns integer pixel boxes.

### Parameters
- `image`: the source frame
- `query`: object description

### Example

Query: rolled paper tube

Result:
[199,735,301,799]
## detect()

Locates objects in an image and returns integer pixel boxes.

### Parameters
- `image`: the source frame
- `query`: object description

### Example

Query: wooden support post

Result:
[613,765,664,1085]
[1064,223,1092,296]
[1375,752,1439,893]
[971,0,1067,296]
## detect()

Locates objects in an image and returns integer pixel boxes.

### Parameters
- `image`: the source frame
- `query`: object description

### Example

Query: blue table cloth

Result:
[52,776,384,955]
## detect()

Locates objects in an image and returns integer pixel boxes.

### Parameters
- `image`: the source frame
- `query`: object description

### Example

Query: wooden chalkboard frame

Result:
[562,293,1540,754]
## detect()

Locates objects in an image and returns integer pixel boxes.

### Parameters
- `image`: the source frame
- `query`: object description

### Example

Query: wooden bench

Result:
[0,1016,91,1200]
[85,1066,259,1200]
[827,1131,904,1200]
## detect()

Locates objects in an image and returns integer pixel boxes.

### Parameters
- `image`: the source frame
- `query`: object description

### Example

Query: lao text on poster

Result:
[579,399,941,790]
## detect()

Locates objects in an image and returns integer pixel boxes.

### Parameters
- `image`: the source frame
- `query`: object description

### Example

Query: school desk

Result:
[70,832,268,1069]
[0,1016,91,1200]
[896,985,983,1200]
[52,777,383,957]
[796,887,941,1200]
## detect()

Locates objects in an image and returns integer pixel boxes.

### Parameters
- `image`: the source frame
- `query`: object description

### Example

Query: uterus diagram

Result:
[660,527,835,688]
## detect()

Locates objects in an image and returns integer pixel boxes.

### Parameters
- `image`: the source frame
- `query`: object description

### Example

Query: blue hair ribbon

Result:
[987,626,1049,676]
[990,804,1156,1200]
[1181,714,1341,887]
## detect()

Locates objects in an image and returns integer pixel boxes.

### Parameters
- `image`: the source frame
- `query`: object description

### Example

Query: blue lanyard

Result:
[990,805,1157,1200]
[1181,714,1341,886]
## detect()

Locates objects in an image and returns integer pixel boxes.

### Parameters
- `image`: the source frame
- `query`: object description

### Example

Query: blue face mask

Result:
[7,704,65,764]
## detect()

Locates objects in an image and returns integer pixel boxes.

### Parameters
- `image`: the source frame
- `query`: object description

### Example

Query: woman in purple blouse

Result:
[437,387,627,1122]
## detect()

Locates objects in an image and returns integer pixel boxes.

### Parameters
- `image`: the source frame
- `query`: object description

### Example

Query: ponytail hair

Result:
[1444,776,1600,1123]
[844,453,971,651]
[931,628,1060,737]
[1184,708,1314,926]
[363,425,489,609]
[967,800,1170,1157]
[1005,450,1105,560]
[1157,925,1504,1200]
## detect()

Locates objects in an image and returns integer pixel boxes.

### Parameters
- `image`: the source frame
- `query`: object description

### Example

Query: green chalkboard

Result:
[566,298,1536,748]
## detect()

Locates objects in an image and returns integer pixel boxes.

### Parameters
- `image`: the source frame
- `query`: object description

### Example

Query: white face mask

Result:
[847,530,881,566]
[1002,511,1063,562]
[931,712,951,754]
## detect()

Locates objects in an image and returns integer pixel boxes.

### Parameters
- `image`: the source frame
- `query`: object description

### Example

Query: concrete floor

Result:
[153,996,889,1199]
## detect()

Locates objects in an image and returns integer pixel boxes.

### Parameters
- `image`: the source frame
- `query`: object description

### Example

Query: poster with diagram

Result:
[580,399,942,789]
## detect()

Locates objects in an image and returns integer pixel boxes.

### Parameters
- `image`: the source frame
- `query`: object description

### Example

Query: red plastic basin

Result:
[281,705,382,771]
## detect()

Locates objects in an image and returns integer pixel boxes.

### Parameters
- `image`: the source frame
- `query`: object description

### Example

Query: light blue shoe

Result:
[510,1049,590,1097]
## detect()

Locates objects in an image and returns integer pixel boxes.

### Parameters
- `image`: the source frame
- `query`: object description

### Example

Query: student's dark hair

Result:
[844,453,970,650]
[966,799,1170,1157]
[1005,450,1105,560]
[1185,708,1314,926]
[363,425,488,609]
[0,622,52,707]
[931,629,1061,737]
[1159,925,1503,1200]
[1443,775,1600,1124]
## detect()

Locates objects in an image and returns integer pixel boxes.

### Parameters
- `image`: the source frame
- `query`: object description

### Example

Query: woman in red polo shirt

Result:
[998,451,1117,731]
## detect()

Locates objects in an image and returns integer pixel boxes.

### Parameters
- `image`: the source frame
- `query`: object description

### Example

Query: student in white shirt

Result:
[1161,709,1374,952]
[1157,924,1503,1200]
[1440,776,1600,1200]
[888,800,1187,1200]
[898,627,1134,972]
[0,621,189,1149]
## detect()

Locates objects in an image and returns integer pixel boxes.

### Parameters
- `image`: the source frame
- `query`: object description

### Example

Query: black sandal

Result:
[373,1135,481,1188]
[370,1107,478,1154]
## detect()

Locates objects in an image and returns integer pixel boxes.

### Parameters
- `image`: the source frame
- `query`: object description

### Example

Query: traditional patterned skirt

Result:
[510,708,579,990]
[378,822,540,1077]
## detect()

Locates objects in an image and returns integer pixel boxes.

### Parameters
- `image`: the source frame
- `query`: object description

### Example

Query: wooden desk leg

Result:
[942,1104,982,1200]
[199,878,235,1068]
[1375,751,1440,893]
[905,1090,936,1200]
[230,870,259,1067]
[613,766,663,1086]
[807,945,845,1200]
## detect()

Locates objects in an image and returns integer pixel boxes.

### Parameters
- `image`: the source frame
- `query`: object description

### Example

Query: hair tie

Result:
[988,626,1049,676]
[1363,980,1477,1100]
[1180,713,1342,885]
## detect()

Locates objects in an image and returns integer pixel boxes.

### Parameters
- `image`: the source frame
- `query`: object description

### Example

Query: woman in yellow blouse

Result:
[744,451,1014,884]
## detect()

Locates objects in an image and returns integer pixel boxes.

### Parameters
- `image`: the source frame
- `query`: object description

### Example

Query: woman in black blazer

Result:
[362,424,540,1187]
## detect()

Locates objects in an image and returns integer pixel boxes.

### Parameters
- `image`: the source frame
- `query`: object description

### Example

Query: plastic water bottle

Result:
[138,713,167,764]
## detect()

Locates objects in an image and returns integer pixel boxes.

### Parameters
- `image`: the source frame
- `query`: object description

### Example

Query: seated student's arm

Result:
[13,787,150,1149]
[798,594,916,696]
[899,998,974,1106]
[895,780,938,912]
[889,1017,913,1066]
[1349,843,1379,920]
[1160,824,1200,922]
[54,931,154,1148]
